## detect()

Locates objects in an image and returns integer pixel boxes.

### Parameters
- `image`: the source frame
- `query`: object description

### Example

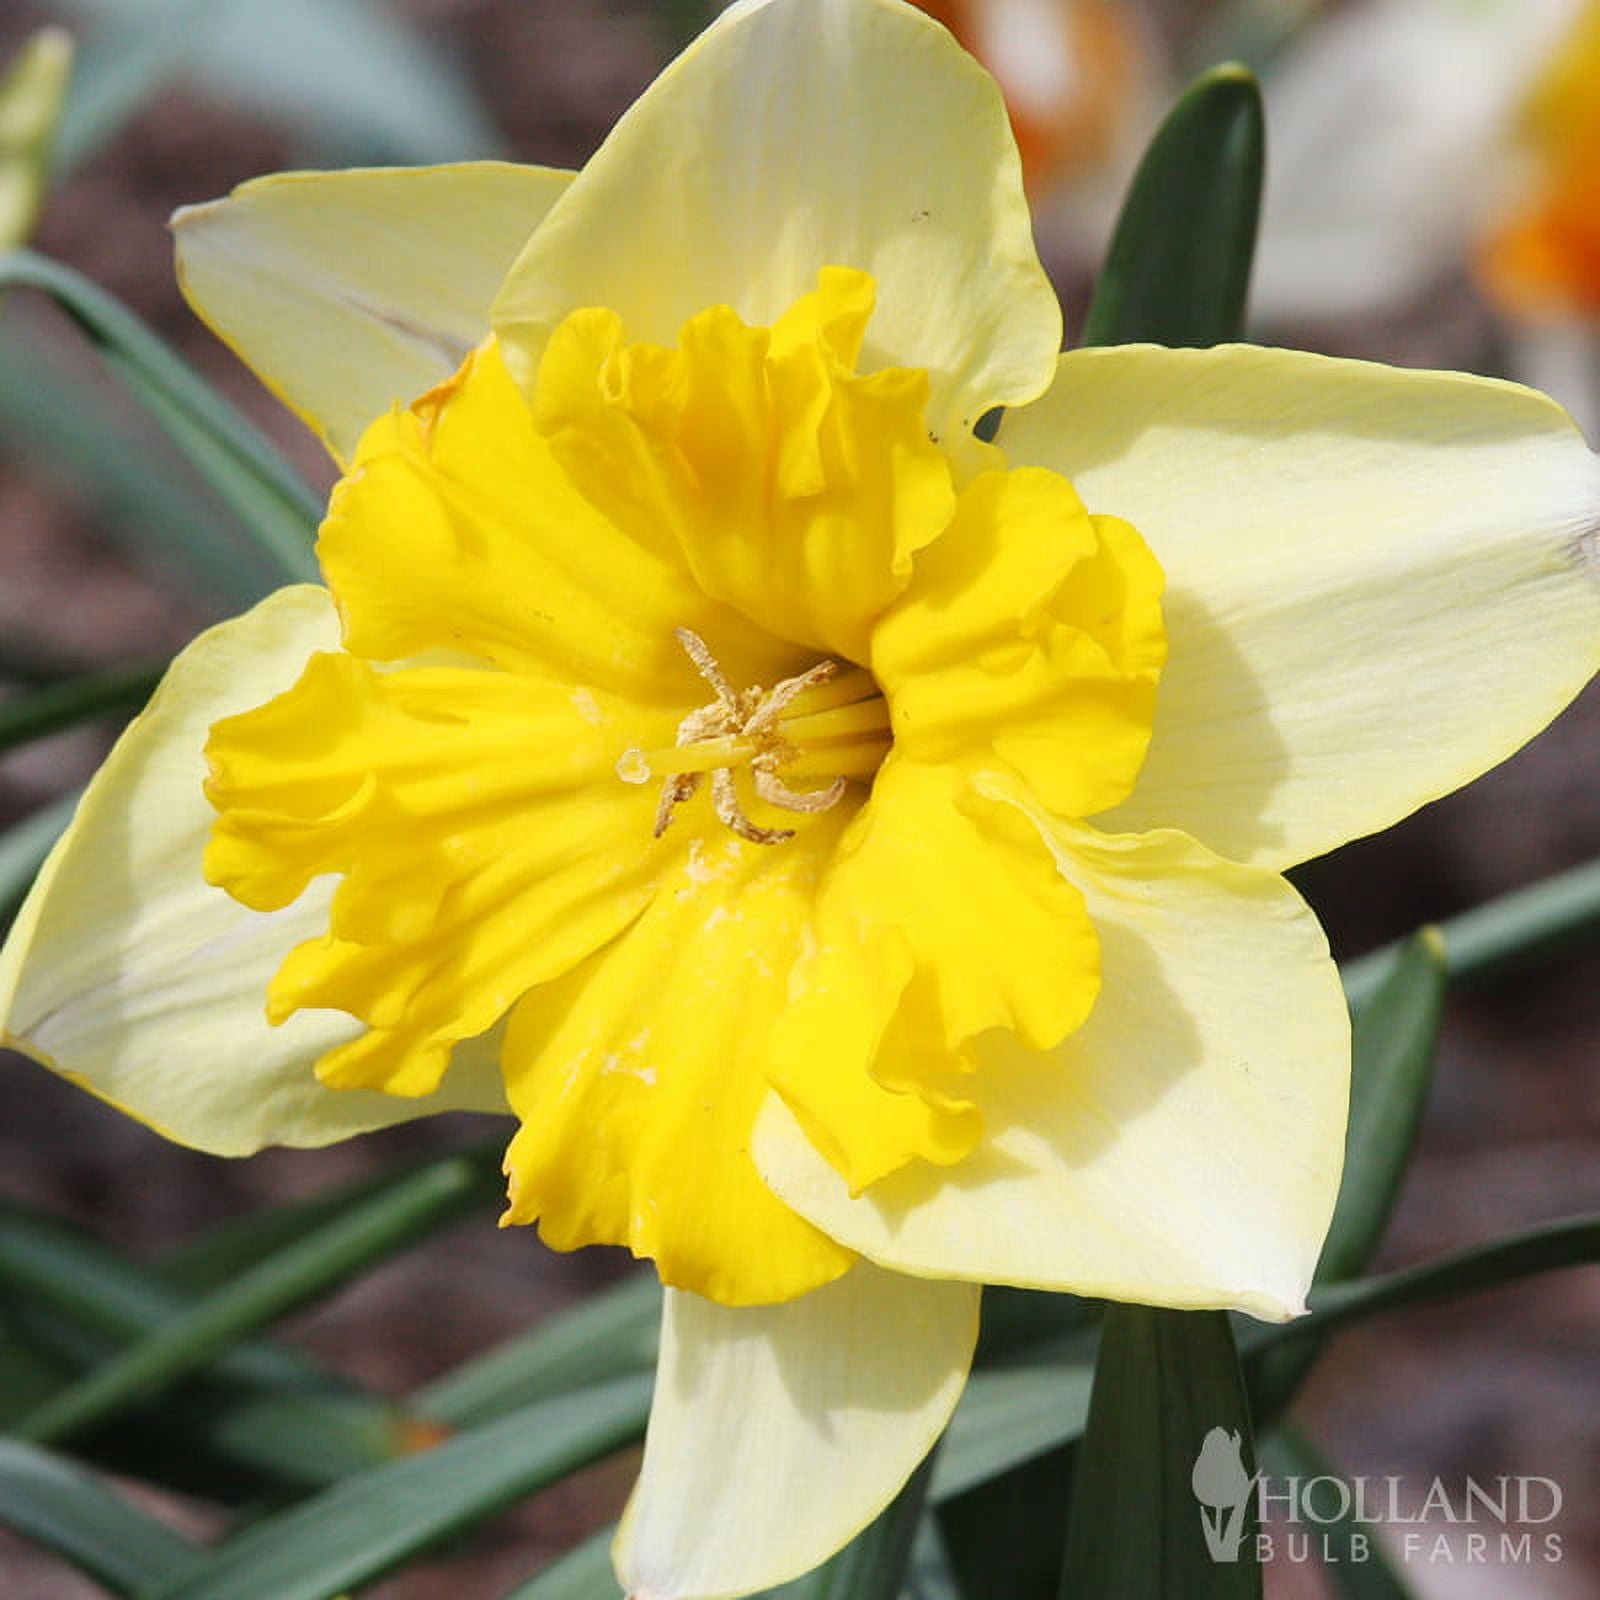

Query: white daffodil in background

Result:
[1250,0,1600,426]
[2,1,1599,1597]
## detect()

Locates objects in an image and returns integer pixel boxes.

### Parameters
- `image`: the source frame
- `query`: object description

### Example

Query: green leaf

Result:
[56,0,501,171]
[0,319,289,612]
[1248,1213,1600,1420]
[933,1362,1094,1503]
[497,1525,618,1600]
[938,1448,1072,1600]
[0,790,78,921]
[51,0,215,174]
[0,1198,402,1489]
[1260,1428,1419,1600]
[152,1140,503,1294]
[0,1437,201,1594]
[904,1519,966,1600]
[1305,1213,1600,1330]
[414,1270,660,1428]
[11,1145,503,1447]
[1061,1306,1260,1600]
[1248,932,1446,1415]
[1080,64,1264,349]
[0,248,320,584]
[0,658,163,755]
[145,1375,651,1600]
[973,1287,1092,1365]
[1323,931,1447,1282]
[1342,857,1600,1007]
[651,0,720,52]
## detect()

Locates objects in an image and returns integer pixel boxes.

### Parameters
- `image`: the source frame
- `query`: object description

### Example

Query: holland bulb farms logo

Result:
[1189,1428,1565,1568]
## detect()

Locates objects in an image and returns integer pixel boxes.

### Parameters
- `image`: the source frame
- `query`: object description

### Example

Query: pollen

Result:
[619,627,891,845]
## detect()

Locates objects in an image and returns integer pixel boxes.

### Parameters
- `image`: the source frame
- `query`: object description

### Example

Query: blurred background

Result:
[0,1,1597,1595]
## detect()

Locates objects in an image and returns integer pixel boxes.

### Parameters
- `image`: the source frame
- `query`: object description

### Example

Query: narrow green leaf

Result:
[0,789,77,920]
[1249,932,1446,1414]
[146,1375,651,1600]
[973,1287,1092,1365]
[1342,857,1600,1007]
[154,1138,503,1294]
[0,1437,201,1594]
[58,0,503,171]
[12,1146,503,1446]
[1061,1306,1260,1600]
[415,1269,660,1428]
[497,1525,618,1600]
[0,658,163,754]
[1080,65,1264,349]
[1248,1214,1600,1420]
[762,1451,938,1600]
[0,248,320,582]
[933,1362,1094,1503]
[1261,1428,1419,1600]
[1305,1214,1600,1331]
[0,1198,403,1488]
[1323,930,1447,1282]
[938,1447,1072,1600]
[651,0,720,52]
[0,319,287,611]
[907,1522,967,1600]
[52,0,217,174]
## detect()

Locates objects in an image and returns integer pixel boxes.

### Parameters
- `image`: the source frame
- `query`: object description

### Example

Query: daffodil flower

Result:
[3,2,1600,1596]
[1248,0,1600,434]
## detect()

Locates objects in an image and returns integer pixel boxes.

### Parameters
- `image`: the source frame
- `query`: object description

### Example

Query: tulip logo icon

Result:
[1191,1427,1260,1561]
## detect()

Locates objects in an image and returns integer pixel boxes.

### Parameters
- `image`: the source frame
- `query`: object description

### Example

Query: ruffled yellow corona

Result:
[203,268,1164,1306]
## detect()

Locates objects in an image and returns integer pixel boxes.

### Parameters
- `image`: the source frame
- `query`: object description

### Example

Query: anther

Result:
[647,631,865,844]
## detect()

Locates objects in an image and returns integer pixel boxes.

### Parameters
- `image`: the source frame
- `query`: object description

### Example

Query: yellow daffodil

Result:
[3,2,1600,1596]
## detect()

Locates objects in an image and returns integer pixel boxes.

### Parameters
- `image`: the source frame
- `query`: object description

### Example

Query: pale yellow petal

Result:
[174,162,573,463]
[0,586,508,1154]
[1002,344,1600,870]
[617,1266,979,1600]
[757,796,1348,1322]
[493,0,1059,460]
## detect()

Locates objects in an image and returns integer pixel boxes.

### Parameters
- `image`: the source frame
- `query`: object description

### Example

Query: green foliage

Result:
[53,0,502,170]
[0,249,321,584]
[1061,1308,1261,1600]
[1080,64,1264,349]
[0,1438,201,1594]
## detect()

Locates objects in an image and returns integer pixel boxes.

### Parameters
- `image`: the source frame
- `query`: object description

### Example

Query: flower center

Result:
[617,627,891,845]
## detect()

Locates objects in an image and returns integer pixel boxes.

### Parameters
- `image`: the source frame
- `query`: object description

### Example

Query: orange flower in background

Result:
[1480,3,1600,319]
[913,0,1146,197]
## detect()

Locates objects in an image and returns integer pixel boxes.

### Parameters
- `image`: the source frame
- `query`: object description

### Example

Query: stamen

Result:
[742,659,838,736]
[645,630,887,844]
[674,626,739,712]
[753,767,847,813]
